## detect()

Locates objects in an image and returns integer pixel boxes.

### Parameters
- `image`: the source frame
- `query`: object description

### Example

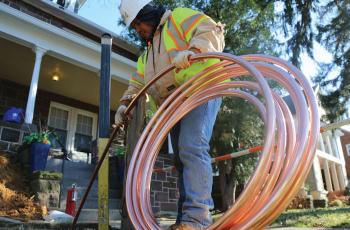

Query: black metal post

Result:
[99,33,112,138]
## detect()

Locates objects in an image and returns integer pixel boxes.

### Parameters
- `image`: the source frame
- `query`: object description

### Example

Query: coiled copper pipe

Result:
[125,53,319,229]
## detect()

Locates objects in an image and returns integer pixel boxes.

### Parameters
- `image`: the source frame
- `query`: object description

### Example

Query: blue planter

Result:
[30,142,50,172]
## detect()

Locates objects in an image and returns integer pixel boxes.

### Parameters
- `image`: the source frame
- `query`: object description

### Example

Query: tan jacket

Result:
[120,9,225,106]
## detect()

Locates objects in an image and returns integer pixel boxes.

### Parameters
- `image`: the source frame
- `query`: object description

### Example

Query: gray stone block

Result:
[155,192,169,202]
[9,143,20,153]
[160,202,177,212]
[35,192,60,208]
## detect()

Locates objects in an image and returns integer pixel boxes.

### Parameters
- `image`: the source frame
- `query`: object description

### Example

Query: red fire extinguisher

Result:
[65,183,78,216]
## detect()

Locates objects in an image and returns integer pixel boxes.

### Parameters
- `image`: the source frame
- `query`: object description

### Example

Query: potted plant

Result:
[23,129,53,172]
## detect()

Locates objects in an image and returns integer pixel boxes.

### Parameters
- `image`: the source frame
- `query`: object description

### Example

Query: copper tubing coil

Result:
[124,53,320,229]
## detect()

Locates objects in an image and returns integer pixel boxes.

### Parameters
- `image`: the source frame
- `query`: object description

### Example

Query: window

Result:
[74,114,93,153]
[48,102,97,162]
[346,144,350,157]
[48,106,69,148]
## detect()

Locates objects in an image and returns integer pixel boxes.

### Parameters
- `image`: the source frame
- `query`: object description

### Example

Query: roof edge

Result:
[22,0,140,56]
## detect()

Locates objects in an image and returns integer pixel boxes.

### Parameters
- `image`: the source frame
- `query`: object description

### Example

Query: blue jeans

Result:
[171,98,222,229]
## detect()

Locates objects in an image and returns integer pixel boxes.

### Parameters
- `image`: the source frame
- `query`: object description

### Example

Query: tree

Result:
[315,0,350,122]
[279,0,350,122]
[279,0,315,66]
[155,0,277,55]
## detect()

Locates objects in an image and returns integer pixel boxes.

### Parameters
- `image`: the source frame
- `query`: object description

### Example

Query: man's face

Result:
[130,20,154,40]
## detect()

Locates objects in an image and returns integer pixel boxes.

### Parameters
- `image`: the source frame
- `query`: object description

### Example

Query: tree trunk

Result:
[232,179,237,204]
[218,161,235,212]
[121,97,145,230]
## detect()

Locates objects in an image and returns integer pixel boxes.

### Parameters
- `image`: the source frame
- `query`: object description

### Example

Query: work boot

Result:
[167,223,196,230]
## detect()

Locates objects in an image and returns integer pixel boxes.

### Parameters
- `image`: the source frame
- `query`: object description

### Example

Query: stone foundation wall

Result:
[29,171,62,209]
[151,154,179,214]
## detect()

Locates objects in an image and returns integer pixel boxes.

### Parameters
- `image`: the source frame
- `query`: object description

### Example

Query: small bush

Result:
[345,187,350,196]
[329,199,343,207]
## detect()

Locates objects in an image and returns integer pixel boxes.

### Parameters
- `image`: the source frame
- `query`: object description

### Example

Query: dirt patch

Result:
[0,152,45,220]
[328,190,350,206]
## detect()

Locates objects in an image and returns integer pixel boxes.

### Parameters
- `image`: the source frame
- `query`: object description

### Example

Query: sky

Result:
[78,0,123,34]
[77,0,339,83]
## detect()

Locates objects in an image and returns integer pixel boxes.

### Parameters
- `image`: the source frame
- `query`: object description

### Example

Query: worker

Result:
[116,1,225,229]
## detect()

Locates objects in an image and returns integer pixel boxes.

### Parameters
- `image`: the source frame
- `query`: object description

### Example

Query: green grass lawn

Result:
[212,206,350,228]
[270,206,350,228]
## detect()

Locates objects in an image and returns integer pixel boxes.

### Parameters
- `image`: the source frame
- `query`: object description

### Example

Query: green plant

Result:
[23,129,53,145]
[329,199,344,208]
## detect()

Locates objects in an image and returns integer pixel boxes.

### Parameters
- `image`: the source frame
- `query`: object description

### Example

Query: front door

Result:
[48,102,97,163]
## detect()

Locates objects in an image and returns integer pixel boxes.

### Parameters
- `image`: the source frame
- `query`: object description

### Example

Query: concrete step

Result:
[60,187,121,199]
[81,198,121,209]
[60,185,121,206]
[60,195,121,210]
[73,208,121,222]
[46,157,64,172]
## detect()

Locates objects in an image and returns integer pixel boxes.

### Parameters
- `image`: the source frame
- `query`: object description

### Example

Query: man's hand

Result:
[114,105,128,125]
[172,50,195,69]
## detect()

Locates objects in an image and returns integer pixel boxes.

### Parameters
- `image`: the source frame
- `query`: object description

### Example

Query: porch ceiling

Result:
[0,37,128,109]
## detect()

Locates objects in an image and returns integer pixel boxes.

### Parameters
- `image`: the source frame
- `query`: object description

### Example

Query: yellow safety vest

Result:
[129,8,222,120]
[129,7,221,90]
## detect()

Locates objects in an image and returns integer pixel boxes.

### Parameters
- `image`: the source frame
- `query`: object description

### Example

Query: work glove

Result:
[114,105,127,125]
[172,50,195,69]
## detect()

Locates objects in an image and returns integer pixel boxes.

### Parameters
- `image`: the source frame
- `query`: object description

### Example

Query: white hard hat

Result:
[119,0,152,27]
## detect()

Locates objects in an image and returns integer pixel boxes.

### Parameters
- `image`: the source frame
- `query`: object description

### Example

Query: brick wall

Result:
[151,154,179,214]
[0,78,28,118]
[0,79,31,153]
[340,130,350,177]
[0,0,63,27]
[0,78,101,153]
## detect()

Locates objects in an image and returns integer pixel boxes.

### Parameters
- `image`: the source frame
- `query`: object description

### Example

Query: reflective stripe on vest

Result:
[163,8,221,85]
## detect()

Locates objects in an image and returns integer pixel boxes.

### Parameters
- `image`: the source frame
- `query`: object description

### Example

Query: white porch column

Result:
[318,134,326,152]
[310,156,328,200]
[330,136,340,158]
[25,47,46,124]
[335,130,346,163]
[322,160,333,192]
[336,164,346,190]
[325,132,334,156]
[330,162,340,191]
[335,131,348,188]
